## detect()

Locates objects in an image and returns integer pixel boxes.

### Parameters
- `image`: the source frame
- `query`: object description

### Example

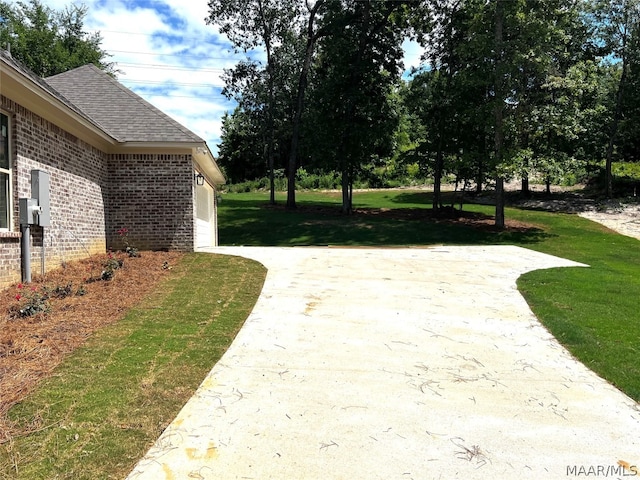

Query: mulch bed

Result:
[0,250,183,443]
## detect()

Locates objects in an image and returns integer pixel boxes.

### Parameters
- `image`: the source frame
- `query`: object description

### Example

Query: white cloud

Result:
[80,1,239,155]
[6,0,233,153]
[402,39,426,73]
[161,0,213,34]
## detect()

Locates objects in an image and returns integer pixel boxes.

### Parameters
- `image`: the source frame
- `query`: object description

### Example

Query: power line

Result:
[117,62,226,73]
[133,93,230,99]
[120,79,225,88]
[109,49,246,61]
[95,28,219,40]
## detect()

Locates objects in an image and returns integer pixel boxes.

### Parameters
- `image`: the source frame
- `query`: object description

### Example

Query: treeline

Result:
[0,0,114,77]
[211,0,640,222]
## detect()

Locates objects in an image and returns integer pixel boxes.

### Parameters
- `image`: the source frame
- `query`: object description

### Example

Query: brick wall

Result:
[106,154,195,251]
[0,96,108,288]
[1,95,200,288]
[0,232,21,287]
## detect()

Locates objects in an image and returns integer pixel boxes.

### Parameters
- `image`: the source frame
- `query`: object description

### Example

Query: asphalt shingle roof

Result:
[1,50,106,131]
[46,64,204,144]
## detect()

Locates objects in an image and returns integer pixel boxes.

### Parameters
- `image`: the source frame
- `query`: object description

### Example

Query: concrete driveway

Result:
[127,246,640,480]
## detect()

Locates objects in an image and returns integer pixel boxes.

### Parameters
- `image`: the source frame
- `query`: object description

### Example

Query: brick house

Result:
[0,49,225,287]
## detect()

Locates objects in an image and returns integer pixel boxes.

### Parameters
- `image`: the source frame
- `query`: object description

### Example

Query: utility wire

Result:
[117,62,226,73]
[109,49,246,61]
[120,79,225,88]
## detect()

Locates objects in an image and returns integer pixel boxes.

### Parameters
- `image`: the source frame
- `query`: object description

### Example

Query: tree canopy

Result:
[0,0,113,77]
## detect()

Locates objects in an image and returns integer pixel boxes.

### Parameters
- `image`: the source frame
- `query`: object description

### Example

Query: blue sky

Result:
[28,0,425,155]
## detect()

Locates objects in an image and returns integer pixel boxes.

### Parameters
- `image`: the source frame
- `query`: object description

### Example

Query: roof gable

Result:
[46,65,204,144]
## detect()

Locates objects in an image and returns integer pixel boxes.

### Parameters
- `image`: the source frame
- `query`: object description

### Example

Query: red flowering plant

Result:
[100,250,124,281]
[117,227,140,258]
[9,283,51,318]
[81,249,126,283]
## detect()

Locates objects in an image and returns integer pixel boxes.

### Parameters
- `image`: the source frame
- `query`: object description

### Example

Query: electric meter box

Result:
[31,170,50,227]
[19,198,39,225]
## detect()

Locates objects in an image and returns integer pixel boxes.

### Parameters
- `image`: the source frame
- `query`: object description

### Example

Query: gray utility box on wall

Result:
[31,170,50,227]
[19,198,39,225]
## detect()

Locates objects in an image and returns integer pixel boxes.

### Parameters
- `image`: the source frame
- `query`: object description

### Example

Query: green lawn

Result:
[218,190,549,246]
[219,189,640,400]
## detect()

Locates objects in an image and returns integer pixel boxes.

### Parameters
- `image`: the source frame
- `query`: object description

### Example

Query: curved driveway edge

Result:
[127,246,640,480]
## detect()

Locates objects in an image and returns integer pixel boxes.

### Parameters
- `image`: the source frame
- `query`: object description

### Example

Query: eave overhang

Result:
[1,57,115,150]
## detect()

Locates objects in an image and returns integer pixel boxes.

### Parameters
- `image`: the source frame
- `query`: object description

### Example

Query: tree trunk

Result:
[433,145,443,211]
[521,175,529,197]
[339,1,375,215]
[286,63,308,210]
[605,60,628,198]
[286,0,325,210]
[493,0,505,229]
[264,20,277,205]
[341,163,352,214]
[476,147,484,193]
[267,76,276,205]
[495,176,505,227]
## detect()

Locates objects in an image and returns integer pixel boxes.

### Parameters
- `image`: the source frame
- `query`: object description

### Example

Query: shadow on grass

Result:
[387,191,434,206]
[219,197,552,247]
[388,190,481,207]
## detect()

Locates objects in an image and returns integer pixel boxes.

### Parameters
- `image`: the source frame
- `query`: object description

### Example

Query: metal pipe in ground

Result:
[41,227,45,278]
[21,224,31,283]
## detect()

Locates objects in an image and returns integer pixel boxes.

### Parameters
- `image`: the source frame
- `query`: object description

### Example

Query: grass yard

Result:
[218,190,549,246]
[0,253,266,479]
[514,208,640,400]
[219,189,640,401]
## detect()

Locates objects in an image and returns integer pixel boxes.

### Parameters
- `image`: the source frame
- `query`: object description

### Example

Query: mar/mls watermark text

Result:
[567,464,638,477]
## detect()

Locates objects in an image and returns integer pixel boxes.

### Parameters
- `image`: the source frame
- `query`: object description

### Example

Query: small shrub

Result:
[103,257,123,272]
[101,268,115,281]
[406,162,421,179]
[44,282,88,299]
[117,227,141,258]
[295,169,342,190]
[100,253,123,281]
[9,284,50,318]
[48,283,73,299]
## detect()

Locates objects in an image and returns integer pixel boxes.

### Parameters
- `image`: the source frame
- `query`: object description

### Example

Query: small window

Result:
[0,112,11,230]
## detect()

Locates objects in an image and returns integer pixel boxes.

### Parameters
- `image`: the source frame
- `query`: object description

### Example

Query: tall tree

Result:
[207,0,300,204]
[416,0,470,211]
[590,0,640,196]
[619,21,640,163]
[311,0,409,213]
[286,0,328,209]
[217,108,267,183]
[411,0,591,224]
[0,0,113,76]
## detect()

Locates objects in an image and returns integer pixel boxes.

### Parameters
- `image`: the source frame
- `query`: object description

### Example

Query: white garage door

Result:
[195,181,215,249]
